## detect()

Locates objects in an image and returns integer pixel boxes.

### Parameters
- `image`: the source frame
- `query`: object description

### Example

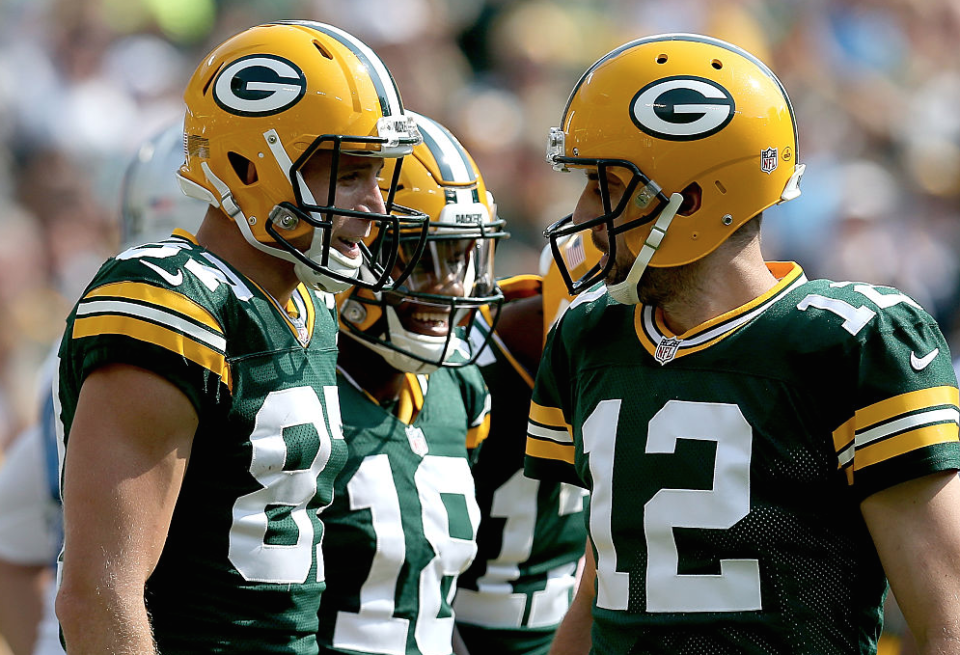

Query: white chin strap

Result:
[606,192,684,305]
[347,305,458,374]
[263,128,366,293]
[296,242,362,293]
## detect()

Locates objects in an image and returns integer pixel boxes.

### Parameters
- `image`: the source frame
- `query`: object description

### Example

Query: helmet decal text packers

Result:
[630,76,735,141]
[213,54,307,117]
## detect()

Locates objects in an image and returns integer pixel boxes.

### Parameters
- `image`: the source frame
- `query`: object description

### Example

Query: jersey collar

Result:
[178,228,318,347]
[252,283,316,346]
[634,262,807,365]
[172,228,198,243]
[337,366,427,425]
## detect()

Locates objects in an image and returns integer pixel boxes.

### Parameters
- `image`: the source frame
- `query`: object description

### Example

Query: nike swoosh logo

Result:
[910,348,940,371]
[141,260,183,287]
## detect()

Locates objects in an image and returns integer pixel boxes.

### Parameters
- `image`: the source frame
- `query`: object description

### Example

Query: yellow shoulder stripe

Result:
[86,281,222,334]
[467,413,491,450]
[497,274,542,300]
[855,423,959,470]
[394,374,426,425]
[529,401,570,430]
[833,386,960,452]
[73,314,232,391]
[857,386,959,430]
[525,436,574,464]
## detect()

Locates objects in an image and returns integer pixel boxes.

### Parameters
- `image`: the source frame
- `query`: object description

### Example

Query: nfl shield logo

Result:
[761,147,779,174]
[654,337,681,365]
[405,425,429,456]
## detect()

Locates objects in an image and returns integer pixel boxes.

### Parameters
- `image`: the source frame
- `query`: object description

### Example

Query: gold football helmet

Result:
[339,112,508,374]
[544,34,805,303]
[177,21,427,292]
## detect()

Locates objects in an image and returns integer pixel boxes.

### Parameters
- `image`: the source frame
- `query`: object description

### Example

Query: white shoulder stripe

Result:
[416,373,429,398]
[52,352,65,493]
[569,284,607,311]
[77,299,227,351]
[528,422,573,444]
[855,407,960,447]
[837,443,854,468]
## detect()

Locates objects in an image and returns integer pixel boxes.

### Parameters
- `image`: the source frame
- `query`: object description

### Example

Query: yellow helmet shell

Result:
[382,112,492,228]
[340,113,507,373]
[180,21,414,248]
[559,34,801,267]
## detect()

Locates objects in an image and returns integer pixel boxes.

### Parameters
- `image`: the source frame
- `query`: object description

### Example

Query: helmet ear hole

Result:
[678,182,702,216]
[313,40,334,60]
[228,152,258,185]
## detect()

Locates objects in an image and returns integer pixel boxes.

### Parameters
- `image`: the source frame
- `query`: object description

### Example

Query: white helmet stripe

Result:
[277,21,404,117]
[454,188,474,205]
[411,112,475,183]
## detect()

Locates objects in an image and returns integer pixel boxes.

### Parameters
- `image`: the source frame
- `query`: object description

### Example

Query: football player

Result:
[315,113,504,655]
[54,22,425,655]
[453,235,600,655]
[524,34,960,654]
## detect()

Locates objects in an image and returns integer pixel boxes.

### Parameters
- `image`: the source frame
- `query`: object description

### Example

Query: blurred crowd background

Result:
[0,0,959,454]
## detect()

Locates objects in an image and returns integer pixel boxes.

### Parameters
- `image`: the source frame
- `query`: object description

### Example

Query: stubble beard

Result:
[595,231,703,307]
[606,244,702,307]
[635,264,702,307]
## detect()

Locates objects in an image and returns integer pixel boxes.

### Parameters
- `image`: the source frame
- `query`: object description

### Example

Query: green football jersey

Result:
[316,364,490,655]
[525,262,960,655]
[56,232,348,654]
[454,291,587,655]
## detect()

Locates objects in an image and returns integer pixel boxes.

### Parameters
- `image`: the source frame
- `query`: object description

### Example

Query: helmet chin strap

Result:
[262,129,364,293]
[345,305,456,374]
[295,247,361,292]
[197,161,290,266]
[606,192,684,305]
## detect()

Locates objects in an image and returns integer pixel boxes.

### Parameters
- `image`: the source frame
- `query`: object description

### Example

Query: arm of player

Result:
[548,538,595,655]
[861,471,960,655]
[56,364,197,655]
